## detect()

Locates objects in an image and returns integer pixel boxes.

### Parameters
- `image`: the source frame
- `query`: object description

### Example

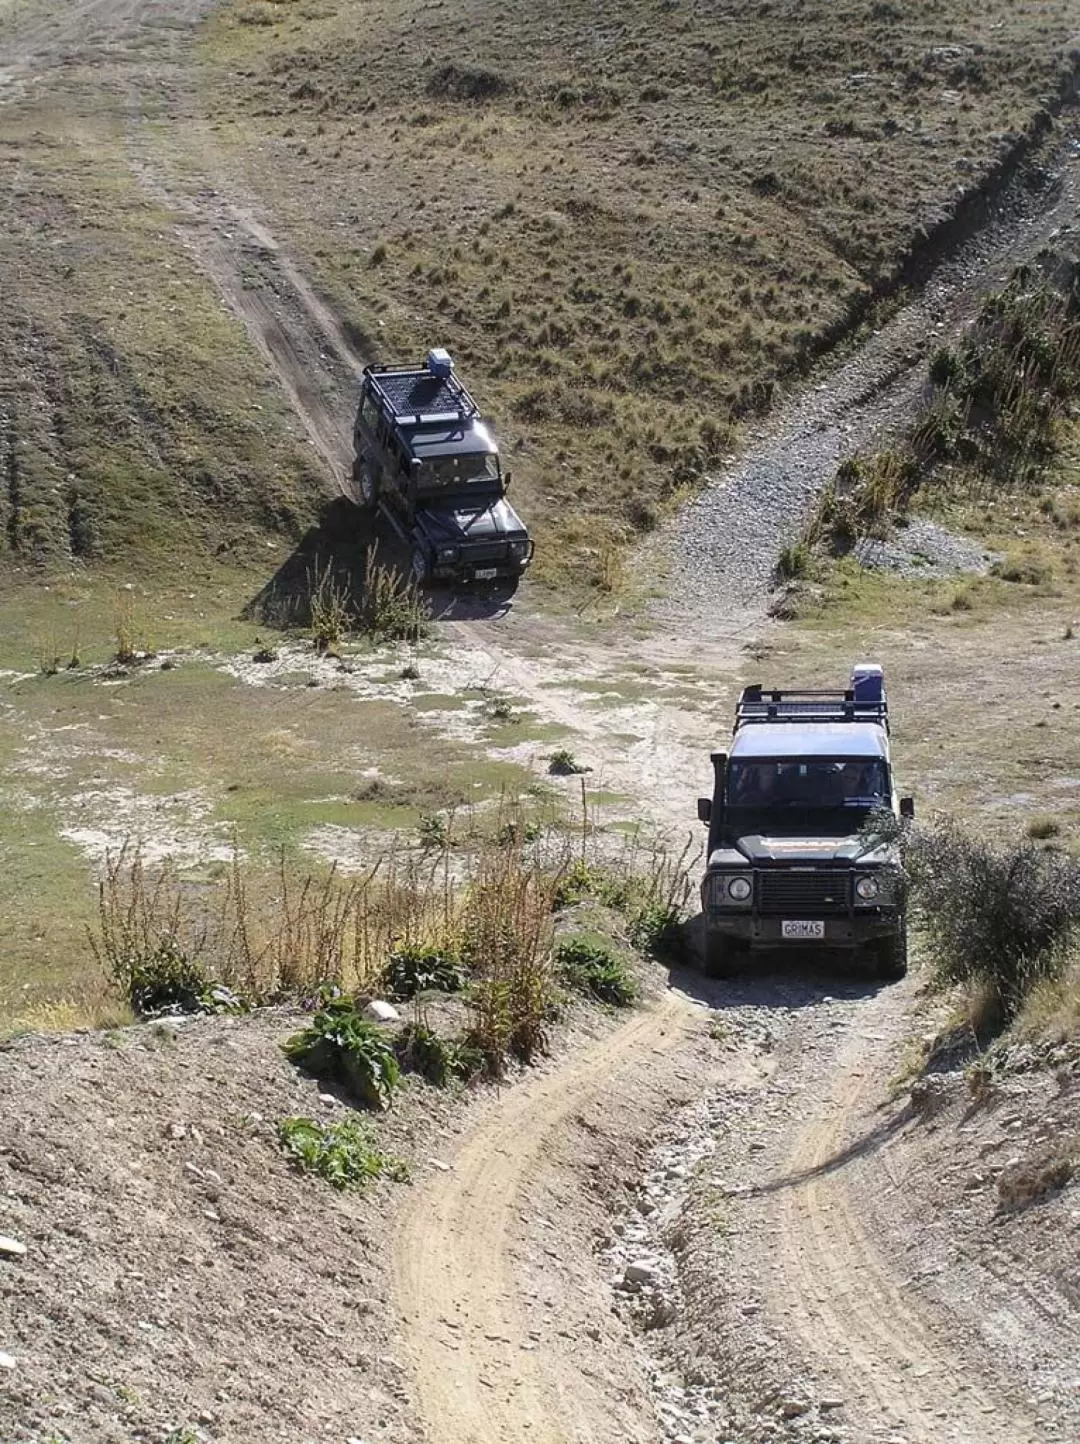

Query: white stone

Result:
[363,999,400,1023]
[0,1352,14,1370]
[0,1237,26,1259]
[624,1259,658,1287]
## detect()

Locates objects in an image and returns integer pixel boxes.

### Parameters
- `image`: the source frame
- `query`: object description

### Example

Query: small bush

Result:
[385,943,465,999]
[417,812,452,850]
[306,560,351,652]
[1027,816,1062,841]
[904,817,1080,1018]
[359,546,429,642]
[277,1116,409,1190]
[114,938,207,1017]
[776,541,810,580]
[556,938,636,1006]
[548,748,589,776]
[284,998,401,1109]
[628,902,686,964]
[395,1022,483,1085]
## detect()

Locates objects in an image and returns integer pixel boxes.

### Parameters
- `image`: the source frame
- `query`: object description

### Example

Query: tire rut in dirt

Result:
[393,995,694,1444]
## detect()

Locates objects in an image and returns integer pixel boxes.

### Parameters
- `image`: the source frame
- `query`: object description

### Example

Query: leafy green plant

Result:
[628,902,686,964]
[395,1022,484,1085]
[556,937,636,1006]
[277,1116,409,1189]
[284,998,401,1109]
[385,943,465,999]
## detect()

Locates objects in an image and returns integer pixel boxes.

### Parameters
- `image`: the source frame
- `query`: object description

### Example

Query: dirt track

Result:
[3,3,1079,1443]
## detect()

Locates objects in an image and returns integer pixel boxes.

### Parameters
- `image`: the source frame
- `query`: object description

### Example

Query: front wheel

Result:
[410,546,431,586]
[867,926,908,983]
[703,930,742,980]
[352,458,377,510]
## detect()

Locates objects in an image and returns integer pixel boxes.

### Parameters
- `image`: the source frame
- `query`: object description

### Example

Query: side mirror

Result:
[899,797,915,820]
[503,470,512,488]
[697,797,712,825]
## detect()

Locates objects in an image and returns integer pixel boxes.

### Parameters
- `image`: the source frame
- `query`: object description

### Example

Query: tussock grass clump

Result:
[277,1115,409,1189]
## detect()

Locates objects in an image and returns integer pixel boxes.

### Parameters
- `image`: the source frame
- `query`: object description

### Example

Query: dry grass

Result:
[198,0,1076,589]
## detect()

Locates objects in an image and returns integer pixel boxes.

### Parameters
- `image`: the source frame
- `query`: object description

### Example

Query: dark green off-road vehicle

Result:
[696,664,914,982]
[350,349,533,588]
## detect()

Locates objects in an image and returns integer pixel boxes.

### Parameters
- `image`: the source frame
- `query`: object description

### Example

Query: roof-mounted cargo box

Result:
[735,664,889,732]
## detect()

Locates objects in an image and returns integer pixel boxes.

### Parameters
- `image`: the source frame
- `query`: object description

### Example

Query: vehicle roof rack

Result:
[363,355,481,431]
[735,684,889,733]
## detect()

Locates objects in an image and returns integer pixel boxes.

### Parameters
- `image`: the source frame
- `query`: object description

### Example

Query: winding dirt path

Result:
[394,991,693,1444]
[765,993,1040,1444]
[3,3,1078,1441]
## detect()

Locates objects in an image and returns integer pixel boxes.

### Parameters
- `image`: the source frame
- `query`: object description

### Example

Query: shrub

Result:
[359,546,429,642]
[776,541,810,580]
[548,748,588,776]
[115,938,207,1016]
[284,998,401,1109]
[1027,816,1062,841]
[395,1022,484,1085]
[277,1116,409,1190]
[628,902,686,964]
[306,560,350,652]
[903,817,1080,1017]
[556,938,636,1006]
[459,842,558,1068]
[385,943,465,999]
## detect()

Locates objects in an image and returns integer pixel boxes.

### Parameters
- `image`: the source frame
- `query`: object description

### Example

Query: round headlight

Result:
[727,875,752,901]
[509,540,529,557]
[437,546,458,561]
[856,875,880,901]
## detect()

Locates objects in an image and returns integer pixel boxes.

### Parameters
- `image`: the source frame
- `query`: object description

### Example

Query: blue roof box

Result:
[851,662,885,705]
[427,347,453,379]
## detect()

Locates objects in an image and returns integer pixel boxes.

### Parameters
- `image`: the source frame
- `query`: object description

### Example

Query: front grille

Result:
[757,870,849,914]
[464,542,508,563]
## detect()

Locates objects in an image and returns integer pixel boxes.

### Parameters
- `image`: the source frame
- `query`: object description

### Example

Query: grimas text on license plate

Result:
[475,568,498,580]
[782,920,825,940]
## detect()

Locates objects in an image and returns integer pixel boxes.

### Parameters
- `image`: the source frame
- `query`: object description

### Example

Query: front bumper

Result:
[704,907,902,950]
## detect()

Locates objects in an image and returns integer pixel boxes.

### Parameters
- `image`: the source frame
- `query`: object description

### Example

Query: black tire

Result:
[868,926,908,983]
[410,545,431,586]
[352,459,377,510]
[703,930,741,980]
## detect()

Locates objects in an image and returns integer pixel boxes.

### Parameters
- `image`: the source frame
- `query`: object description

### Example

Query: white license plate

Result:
[782,920,825,940]
[475,567,498,580]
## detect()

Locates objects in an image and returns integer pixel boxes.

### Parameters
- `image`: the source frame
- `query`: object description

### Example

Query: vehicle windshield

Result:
[727,758,889,811]
[417,453,500,494]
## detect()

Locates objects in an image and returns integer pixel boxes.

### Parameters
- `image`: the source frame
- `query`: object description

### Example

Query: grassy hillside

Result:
[199,0,1077,583]
[0,108,325,573]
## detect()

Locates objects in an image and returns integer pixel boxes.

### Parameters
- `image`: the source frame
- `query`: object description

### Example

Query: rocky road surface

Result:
[2,3,1079,1443]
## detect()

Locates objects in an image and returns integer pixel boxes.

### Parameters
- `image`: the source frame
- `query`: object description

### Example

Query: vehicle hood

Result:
[417,494,527,545]
[710,835,896,867]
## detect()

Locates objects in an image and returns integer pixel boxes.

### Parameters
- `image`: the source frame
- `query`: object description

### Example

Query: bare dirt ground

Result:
[1,3,1079,1444]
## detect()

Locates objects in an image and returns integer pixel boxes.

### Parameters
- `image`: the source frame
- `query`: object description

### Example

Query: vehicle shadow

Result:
[244,498,518,626]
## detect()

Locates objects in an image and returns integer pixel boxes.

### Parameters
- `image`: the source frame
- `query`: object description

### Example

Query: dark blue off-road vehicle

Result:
[350,349,533,589]
[697,665,914,981]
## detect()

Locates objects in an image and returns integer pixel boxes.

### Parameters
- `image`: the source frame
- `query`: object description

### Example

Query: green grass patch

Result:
[277,1115,409,1189]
